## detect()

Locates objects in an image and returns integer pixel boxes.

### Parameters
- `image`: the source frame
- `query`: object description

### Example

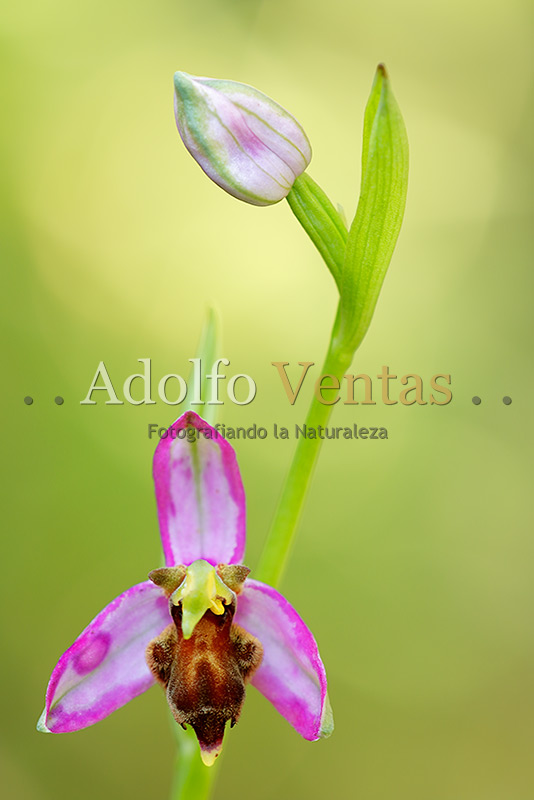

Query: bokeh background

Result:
[2,1,532,798]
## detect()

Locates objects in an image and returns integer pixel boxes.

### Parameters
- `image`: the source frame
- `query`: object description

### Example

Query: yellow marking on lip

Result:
[200,744,222,767]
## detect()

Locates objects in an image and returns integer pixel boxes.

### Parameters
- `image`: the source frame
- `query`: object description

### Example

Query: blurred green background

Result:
[2,0,532,798]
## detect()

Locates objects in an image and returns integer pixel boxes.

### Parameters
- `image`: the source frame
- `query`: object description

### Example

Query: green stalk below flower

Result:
[171,724,220,800]
[255,315,351,588]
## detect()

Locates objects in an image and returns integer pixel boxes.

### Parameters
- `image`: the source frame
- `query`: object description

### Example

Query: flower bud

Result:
[173,71,312,206]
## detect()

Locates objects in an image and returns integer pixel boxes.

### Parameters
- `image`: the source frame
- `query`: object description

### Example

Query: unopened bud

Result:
[173,71,312,206]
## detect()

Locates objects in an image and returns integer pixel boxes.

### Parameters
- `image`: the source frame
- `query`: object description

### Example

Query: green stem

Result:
[255,308,352,587]
[286,174,348,293]
[170,725,219,800]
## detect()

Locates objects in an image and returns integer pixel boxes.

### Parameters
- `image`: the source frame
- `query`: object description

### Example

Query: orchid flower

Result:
[38,411,333,766]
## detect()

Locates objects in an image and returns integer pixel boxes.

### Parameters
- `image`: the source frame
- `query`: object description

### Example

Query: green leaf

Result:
[286,173,348,291]
[186,307,221,425]
[335,64,409,354]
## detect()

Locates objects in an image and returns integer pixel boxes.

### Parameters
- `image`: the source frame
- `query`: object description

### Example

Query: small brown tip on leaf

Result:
[148,566,187,596]
[377,63,388,79]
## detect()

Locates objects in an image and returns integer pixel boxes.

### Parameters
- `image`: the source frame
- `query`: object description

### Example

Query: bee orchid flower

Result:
[38,411,333,765]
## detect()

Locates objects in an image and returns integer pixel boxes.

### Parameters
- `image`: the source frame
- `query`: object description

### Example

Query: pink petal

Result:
[38,582,170,733]
[234,580,333,740]
[153,411,246,567]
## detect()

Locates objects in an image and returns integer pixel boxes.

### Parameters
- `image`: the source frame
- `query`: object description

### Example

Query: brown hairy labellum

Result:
[146,596,262,765]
